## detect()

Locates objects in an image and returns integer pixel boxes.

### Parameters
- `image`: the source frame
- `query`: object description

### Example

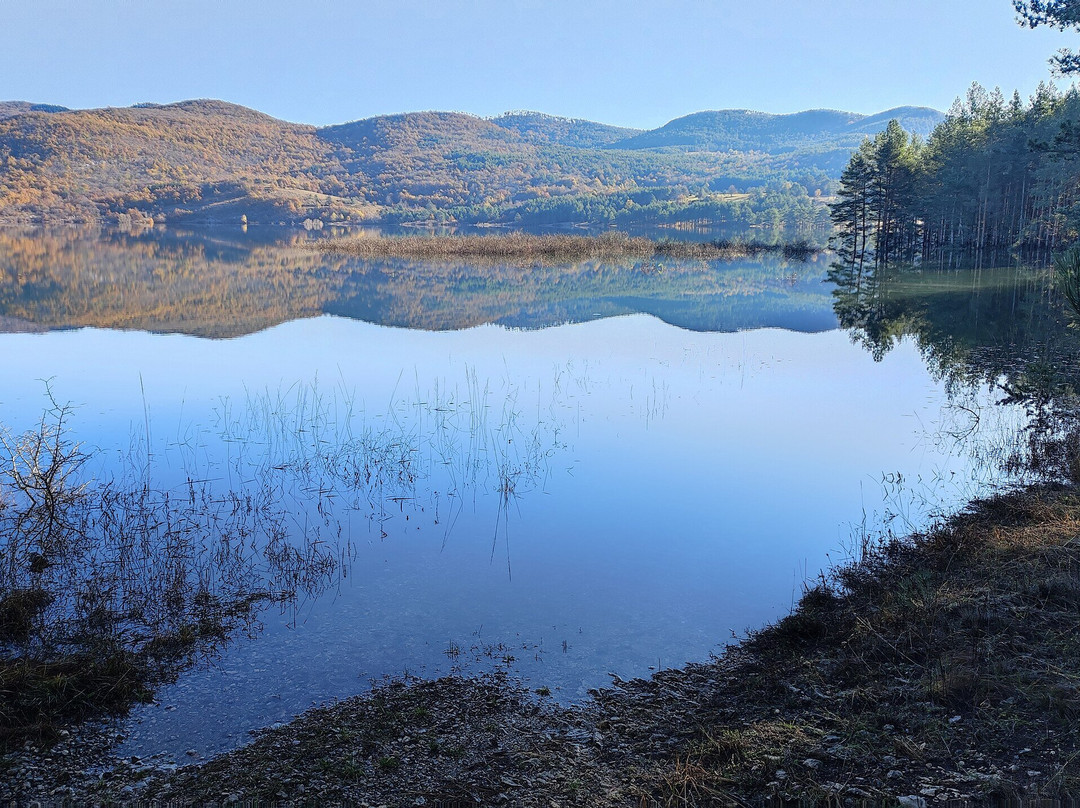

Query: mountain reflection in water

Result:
[1,227,1068,759]
[0,227,837,337]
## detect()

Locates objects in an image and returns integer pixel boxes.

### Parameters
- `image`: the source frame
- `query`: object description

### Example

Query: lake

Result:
[0,227,1048,760]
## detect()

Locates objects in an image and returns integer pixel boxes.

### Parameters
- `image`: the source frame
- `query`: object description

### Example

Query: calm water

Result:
[0,228,1033,759]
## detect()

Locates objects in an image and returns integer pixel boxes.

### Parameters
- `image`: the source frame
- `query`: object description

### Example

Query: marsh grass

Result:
[0,397,349,750]
[0,368,576,749]
[308,232,816,264]
[212,368,571,565]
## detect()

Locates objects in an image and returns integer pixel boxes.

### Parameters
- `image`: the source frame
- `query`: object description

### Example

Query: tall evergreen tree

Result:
[830,145,875,273]
[829,120,920,268]
[831,84,1080,267]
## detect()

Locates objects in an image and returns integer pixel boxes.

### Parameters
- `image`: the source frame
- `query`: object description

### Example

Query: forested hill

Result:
[0,99,941,229]
[490,111,642,148]
[0,100,346,225]
[611,107,943,152]
[0,102,69,120]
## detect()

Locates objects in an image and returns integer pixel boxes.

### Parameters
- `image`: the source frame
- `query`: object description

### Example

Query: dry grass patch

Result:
[308,232,817,263]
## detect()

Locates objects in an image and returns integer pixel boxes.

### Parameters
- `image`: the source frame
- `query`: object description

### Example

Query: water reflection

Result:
[829,259,1080,487]
[829,260,1078,387]
[0,228,1063,760]
[0,228,836,336]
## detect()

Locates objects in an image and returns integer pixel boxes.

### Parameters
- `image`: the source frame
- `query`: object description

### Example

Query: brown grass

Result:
[307,232,816,262]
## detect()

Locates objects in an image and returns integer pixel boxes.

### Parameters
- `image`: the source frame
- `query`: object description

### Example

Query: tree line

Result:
[830,82,1080,270]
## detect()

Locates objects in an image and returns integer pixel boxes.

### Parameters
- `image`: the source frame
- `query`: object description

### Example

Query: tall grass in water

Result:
[0,368,575,747]
[307,232,817,263]
[211,368,573,564]
[0,396,350,749]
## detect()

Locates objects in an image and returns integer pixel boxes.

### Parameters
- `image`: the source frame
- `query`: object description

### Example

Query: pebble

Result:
[897,797,927,808]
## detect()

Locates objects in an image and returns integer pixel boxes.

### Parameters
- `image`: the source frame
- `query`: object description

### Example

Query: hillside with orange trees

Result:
[0,99,941,229]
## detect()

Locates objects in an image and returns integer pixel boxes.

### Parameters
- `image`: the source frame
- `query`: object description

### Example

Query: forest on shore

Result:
[830,82,1080,270]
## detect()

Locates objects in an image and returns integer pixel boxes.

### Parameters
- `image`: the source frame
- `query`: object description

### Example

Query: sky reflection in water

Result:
[0,307,1004,758]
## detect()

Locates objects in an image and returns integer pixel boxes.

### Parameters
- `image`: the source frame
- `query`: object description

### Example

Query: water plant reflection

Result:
[205,369,572,567]
[0,394,350,749]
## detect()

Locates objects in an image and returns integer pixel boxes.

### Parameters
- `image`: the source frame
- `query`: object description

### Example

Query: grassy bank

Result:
[308,231,817,262]
[10,483,1080,804]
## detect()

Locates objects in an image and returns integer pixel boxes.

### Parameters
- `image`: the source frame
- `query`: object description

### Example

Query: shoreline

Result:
[7,484,1080,804]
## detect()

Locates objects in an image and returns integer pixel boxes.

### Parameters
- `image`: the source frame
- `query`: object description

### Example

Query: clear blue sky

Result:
[2,0,1075,128]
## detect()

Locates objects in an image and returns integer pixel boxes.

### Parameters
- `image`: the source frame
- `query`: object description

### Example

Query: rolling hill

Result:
[0,99,942,228]
[611,106,943,152]
[490,111,643,148]
[0,102,69,120]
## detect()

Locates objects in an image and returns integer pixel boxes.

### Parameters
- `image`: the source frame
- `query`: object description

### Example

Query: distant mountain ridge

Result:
[0,101,69,120]
[490,111,643,149]
[0,99,943,227]
[611,106,943,152]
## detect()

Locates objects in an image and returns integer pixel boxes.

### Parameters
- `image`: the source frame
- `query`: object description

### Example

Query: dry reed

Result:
[307,232,815,262]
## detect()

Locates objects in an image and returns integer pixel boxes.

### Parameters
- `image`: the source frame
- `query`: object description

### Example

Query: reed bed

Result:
[308,232,816,262]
